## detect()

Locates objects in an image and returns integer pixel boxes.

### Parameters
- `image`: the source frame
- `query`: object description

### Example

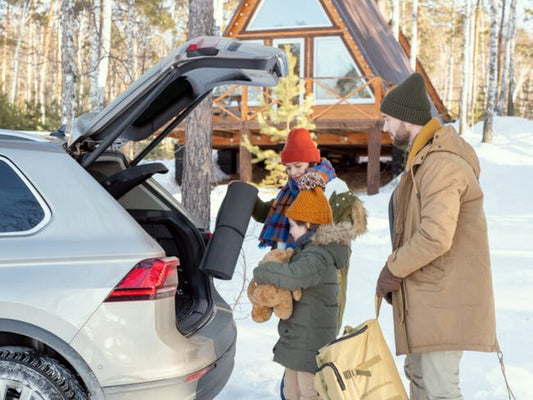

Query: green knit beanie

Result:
[380,72,432,125]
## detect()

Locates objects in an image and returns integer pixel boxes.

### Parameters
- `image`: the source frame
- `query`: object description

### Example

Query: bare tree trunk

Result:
[97,0,112,109]
[459,0,473,134]
[479,2,487,108]
[27,23,34,102]
[496,0,507,107]
[483,0,499,144]
[1,2,9,88]
[183,0,214,229]
[10,0,31,104]
[77,10,85,107]
[126,0,135,84]
[410,0,418,70]
[506,0,517,115]
[446,0,456,110]
[497,0,510,115]
[40,0,57,125]
[391,0,400,40]
[512,66,529,105]
[469,0,481,125]
[60,0,77,134]
[89,0,101,111]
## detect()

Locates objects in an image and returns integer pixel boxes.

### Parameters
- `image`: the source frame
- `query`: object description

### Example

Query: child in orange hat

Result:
[253,172,357,400]
[253,127,352,250]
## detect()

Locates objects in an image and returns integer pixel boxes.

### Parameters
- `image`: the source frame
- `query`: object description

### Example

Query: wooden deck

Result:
[170,77,392,194]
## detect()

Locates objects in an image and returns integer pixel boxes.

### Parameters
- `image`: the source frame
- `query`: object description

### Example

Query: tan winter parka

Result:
[388,123,499,355]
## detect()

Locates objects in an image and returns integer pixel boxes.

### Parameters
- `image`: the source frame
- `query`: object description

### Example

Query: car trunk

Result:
[70,37,287,335]
[86,153,213,335]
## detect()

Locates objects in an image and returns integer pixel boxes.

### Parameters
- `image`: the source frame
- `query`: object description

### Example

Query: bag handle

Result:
[375,295,382,318]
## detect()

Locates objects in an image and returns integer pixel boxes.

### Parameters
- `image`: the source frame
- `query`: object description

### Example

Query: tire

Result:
[0,347,88,400]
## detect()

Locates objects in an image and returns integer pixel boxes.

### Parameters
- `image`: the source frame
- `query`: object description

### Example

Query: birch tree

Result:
[126,0,136,84]
[459,0,473,134]
[182,0,214,228]
[497,1,510,115]
[98,0,112,108]
[9,0,30,104]
[1,2,9,88]
[60,0,77,134]
[506,0,517,115]
[483,0,499,144]
[40,0,57,125]
[410,0,418,70]
[469,0,481,124]
[89,0,101,111]
[446,0,456,108]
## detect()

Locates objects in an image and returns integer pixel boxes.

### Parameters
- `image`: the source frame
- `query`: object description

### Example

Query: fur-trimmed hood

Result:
[312,222,357,247]
[308,222,355,270]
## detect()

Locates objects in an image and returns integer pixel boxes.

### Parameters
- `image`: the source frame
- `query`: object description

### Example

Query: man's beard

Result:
[392,124,411,150]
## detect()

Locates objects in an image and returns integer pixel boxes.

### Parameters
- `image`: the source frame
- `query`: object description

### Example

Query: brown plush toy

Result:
[247,248,302,323]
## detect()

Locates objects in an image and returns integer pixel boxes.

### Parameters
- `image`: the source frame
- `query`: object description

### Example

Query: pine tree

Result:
[242,47,315,187]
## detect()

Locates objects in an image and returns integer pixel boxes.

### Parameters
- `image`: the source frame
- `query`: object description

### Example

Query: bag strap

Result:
[375,295,382,318]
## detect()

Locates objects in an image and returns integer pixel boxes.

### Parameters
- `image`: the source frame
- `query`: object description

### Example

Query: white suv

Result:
[0,37,287,400]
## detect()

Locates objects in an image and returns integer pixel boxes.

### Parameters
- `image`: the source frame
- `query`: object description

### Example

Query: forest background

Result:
[0,0,531,226]
[0,0,531,131]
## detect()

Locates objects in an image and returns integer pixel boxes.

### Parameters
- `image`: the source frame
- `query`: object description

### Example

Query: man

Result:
[375,72,499,400]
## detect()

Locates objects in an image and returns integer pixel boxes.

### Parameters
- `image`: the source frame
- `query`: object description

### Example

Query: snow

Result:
[156,116,533,399]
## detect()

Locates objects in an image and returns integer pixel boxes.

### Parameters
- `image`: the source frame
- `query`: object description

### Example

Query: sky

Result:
[155,115,533,399]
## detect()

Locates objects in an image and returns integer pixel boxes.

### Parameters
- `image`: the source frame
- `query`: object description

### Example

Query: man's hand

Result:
[376,264,402,303]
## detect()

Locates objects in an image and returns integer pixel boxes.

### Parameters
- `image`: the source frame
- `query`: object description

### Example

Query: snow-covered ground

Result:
[157,116,533,399]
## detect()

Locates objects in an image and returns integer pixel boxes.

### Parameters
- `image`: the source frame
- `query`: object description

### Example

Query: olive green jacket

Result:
[254,182,368,331]
[253,223,356,373]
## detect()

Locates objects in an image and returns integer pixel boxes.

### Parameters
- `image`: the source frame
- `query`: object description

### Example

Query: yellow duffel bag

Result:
[314,297,408,400]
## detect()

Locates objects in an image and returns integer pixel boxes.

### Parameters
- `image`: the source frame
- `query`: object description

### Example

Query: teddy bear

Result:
[247,248,302,323]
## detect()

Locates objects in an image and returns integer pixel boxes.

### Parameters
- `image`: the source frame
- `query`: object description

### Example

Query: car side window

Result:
[0,158,49,234]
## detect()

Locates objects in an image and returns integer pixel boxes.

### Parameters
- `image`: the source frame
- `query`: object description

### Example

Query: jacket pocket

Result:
[412,260,446,284]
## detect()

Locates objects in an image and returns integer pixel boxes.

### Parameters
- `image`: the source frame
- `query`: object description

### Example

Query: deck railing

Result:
[212,75,389,123]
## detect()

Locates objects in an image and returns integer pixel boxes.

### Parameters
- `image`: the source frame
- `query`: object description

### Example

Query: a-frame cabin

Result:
[175,0,451,194]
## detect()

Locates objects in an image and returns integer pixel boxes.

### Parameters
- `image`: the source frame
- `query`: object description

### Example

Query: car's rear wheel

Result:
[0,347,87,400]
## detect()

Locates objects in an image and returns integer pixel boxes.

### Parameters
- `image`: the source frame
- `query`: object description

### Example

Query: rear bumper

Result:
[196,336,236,399]
[102,334,236,400]
[70,297,237,396]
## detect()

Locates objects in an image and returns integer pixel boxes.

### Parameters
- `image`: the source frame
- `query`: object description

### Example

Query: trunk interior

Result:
[87,152,213,336]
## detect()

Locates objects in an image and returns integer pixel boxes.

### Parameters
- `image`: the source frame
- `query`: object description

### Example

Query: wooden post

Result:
[367,121,382,195]
[239,129,252,182]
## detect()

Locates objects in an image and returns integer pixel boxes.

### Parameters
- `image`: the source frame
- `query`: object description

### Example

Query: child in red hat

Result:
[253,127,354,250]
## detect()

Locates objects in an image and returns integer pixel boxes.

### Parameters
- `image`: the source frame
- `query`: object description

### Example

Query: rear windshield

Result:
[0,158,48,233]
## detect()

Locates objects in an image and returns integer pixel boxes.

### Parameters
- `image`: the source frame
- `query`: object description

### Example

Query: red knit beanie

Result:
[281,128,320,164]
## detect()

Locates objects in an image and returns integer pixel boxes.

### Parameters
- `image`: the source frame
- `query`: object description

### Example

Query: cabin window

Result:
[313,36,374,105]
[247,0,332,31]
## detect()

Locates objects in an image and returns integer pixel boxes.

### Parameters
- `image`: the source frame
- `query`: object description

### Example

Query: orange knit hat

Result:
[285,172,333,225]
[281,128,321,164]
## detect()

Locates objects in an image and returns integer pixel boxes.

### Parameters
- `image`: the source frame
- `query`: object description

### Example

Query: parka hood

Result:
[310,222,355,269]
[419,125,481,179]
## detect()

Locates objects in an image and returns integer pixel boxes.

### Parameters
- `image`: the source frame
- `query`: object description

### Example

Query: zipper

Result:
[316,362,346,391]
[327,324,368,346]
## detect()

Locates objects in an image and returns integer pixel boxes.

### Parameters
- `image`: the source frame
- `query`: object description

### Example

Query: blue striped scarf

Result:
[258,159,336,248]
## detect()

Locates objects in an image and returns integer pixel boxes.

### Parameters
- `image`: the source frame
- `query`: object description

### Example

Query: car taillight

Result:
[105,257,179,302]
[185,364,216,382]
